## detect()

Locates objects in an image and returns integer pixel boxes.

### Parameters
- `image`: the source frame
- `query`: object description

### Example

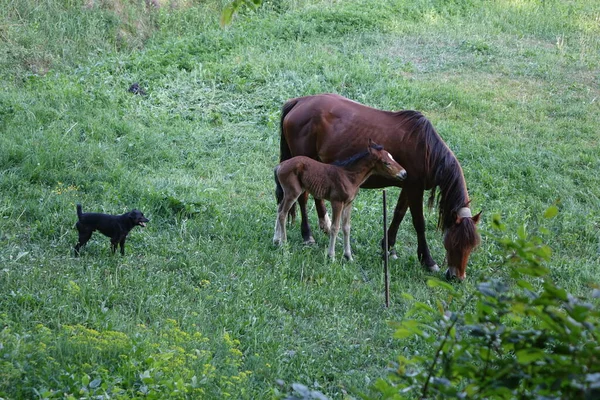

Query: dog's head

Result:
[129,210,149,227]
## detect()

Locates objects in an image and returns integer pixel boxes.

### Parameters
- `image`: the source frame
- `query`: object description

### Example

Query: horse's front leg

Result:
[408,189,439,272]
[315,198,331,235]
[383,188,409,259]
[298,191,316,244]
[327,202,342,260]
[342,203,353,261]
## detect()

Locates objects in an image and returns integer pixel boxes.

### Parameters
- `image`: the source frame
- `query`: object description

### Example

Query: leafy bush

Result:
[373,207,600,399]
[0,319,251,399]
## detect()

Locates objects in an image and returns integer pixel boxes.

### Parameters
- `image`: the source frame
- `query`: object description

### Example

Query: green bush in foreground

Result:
[373,207,600,399]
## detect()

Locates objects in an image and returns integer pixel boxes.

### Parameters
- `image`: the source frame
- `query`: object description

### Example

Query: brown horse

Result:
[279,94,481,281]
[274,139,407,261]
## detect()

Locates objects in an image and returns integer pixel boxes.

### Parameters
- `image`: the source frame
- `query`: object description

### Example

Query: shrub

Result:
[373,206,600,399]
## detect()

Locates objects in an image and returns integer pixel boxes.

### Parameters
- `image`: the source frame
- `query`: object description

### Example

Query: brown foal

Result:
[273,140,407,261]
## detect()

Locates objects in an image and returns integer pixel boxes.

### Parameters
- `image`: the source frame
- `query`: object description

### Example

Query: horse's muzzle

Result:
[445,268,465,282]
[397,170,407,180]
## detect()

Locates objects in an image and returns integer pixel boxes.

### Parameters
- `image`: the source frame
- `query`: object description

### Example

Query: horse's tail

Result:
[76,204,83,220]
[279,98,299,222]
[274,165,283,206]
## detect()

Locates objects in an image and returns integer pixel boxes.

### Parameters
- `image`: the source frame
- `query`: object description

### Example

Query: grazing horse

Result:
[279,94,481,281]
[274,139,407,261]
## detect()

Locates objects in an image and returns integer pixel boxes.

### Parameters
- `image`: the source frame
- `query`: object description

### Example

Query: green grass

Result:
[1,0,599,398]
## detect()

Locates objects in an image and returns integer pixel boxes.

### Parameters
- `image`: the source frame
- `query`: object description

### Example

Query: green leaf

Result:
[401,292,415,301]
[427,279,458,296]
[543,205,558,219]
[517,224,527,240]
[89,378,101,389]
[220,5,235,26]
[393,319,424,339]
[516,348,546,364]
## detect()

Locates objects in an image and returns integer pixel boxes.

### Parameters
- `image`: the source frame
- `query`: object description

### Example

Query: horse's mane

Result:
[331,143,382,167]
[394,110,470,231]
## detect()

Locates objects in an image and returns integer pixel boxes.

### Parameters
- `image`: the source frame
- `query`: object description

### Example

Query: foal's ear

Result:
[368,138,375,153]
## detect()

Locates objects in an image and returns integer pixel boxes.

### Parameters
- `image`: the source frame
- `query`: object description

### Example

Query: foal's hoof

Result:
[344,254,354,262]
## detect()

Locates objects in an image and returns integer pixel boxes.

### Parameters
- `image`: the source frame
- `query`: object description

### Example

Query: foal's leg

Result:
[342,202,353,261]
[315,198,331,235]
[327,202,343,259]
[274,195,299,245]
[383,189,409,259]
[273,204,286,245]
[298,191,316,244]
[408,189,439,272]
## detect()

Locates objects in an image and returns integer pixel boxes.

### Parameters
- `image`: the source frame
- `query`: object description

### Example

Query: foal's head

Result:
[443,207,481,281]
[368,139,407,181]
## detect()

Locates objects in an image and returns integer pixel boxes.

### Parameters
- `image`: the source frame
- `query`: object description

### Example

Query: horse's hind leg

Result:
[315,198,331,235]
[408,189,439,272]
[298,191,316,244]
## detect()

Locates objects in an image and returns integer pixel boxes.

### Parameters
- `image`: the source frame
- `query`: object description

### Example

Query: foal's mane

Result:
[331,144,382,167]
[394,110,469,231]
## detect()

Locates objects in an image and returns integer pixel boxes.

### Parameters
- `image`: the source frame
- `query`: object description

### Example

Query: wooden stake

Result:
[383,190,390,307]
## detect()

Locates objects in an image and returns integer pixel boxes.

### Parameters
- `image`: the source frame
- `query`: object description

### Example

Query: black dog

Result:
[74,204,149,256]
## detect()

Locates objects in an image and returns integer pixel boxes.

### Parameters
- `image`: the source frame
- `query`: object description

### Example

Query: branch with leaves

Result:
[221,0,262,26]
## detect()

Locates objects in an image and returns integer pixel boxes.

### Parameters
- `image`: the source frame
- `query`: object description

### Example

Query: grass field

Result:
[1,0,599,398]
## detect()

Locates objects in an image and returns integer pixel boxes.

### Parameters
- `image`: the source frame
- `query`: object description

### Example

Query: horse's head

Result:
[368,139,407,181]
[443,207,481,281]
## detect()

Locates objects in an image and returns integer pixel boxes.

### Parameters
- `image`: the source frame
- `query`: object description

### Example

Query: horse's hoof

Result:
[303,237,316,245]
[382,249,398,260]
[426,264,440,272]
[319,216,332,234]
[344,254,354,262]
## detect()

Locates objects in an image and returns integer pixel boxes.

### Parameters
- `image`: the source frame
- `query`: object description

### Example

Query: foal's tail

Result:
[274,165,284,206]
[76,204,83,220]
[279,98,299,221]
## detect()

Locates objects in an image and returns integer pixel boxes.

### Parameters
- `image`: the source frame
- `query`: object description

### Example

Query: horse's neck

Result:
[436,157,469,230]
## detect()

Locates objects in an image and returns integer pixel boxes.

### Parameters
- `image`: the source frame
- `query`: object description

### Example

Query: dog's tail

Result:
[76,204,83,220]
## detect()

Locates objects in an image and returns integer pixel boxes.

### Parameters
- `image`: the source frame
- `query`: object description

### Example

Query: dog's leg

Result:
[119,238,126,256]
[110,239,118,254]
[74,230,93,256]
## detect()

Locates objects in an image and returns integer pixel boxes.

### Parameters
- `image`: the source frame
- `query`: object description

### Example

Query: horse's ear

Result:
[455,210,482,225]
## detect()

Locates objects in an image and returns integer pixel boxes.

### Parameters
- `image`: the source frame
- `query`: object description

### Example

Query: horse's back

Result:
[283,94,400,160]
